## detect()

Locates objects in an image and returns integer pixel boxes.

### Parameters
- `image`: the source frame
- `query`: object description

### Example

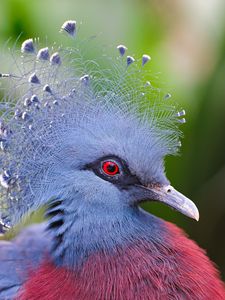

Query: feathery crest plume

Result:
[0,20,185,227]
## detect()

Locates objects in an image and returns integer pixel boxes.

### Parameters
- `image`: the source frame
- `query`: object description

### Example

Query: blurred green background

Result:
[0,0,225,279]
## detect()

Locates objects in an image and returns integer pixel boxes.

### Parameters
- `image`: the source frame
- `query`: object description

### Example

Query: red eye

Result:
[102,161,120,176]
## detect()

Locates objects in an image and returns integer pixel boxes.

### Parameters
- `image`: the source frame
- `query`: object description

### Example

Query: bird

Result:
[0,20,224,300]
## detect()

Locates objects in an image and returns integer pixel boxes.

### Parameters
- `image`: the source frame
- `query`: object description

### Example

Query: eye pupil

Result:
[102,161,119,176]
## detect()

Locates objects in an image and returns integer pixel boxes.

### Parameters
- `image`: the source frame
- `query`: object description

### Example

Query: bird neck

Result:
[47,203,166,268]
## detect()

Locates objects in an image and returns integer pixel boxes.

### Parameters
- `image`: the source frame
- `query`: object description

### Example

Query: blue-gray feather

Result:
[0,223,50,298]
[0,34,181,225]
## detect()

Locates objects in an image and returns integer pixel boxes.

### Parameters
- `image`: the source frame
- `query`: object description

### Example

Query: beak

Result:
[135,184,199,221]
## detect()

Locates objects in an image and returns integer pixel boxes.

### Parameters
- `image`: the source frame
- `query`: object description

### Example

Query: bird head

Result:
[45,105,198,222]
[0,20,199,231]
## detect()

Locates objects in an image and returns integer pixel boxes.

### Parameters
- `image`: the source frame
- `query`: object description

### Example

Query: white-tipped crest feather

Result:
[0,20,183,226]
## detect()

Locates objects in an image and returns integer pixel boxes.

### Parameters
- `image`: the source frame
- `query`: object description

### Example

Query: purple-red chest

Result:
[18,223,225,300]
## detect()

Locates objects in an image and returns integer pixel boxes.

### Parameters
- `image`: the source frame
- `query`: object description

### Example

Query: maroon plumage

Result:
[18,223,225,300]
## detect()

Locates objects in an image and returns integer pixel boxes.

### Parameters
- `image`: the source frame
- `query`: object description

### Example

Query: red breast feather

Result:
[19,222,225,300]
